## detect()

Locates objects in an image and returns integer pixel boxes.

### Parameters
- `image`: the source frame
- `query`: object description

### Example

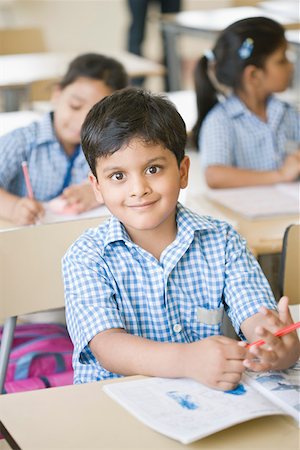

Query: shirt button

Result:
[173,323,182,333]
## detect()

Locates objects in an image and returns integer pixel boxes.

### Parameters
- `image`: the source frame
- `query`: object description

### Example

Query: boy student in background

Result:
[63,88,299,390]
[0,53,128,225]
[192,17,300,189]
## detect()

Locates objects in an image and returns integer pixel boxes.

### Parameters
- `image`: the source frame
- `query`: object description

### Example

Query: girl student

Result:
[193,17,300,189]
[0,53,128,225]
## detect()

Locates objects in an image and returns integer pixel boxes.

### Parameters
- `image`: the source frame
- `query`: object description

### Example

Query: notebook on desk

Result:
[103,361,300,445]
[41,197,110,224]
[206,183,300,219]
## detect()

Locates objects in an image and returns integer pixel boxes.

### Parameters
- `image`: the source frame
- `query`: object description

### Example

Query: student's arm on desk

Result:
[0,187,44,225]
[90,328,247,392]
[241,296,300,372]
[205,151,300,188]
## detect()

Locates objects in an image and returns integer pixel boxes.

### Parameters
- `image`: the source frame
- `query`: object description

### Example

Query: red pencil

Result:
[247,321,300,347]
[21,161,34,199]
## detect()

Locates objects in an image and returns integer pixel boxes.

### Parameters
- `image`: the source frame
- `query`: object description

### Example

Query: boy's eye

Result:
[111,172,124,181]
[146,166,160,175]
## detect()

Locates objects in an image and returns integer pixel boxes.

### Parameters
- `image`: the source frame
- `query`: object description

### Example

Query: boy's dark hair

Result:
[81,87,187,178]
[59,53,129,90]
[192,17,286,148]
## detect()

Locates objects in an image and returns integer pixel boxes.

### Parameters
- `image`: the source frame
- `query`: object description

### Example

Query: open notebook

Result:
[206,182,300,219]
[41,197,110,224]
[103,361,300,445]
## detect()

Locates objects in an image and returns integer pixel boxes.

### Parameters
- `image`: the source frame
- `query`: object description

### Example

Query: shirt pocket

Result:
[189,305,224,340]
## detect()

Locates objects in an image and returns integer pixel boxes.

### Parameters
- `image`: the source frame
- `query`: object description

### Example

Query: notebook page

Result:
[103,377,284,444]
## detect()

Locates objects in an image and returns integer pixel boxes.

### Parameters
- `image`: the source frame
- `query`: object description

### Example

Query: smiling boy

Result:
[62,88,299,390]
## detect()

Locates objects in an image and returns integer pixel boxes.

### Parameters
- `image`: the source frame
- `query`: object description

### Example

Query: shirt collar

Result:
[36,111,58,146]
[102,203,217,251]
[223,94,287,122]
[176,202,217,239]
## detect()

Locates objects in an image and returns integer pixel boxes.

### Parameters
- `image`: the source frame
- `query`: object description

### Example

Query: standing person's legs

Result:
[160,0,181,91]
[127,0,149,85]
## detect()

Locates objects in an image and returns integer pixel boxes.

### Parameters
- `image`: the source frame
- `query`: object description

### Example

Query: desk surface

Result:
[186,191,299,256]
[0,375,298,450]
[0,50,165,88]
[174,7,299,32]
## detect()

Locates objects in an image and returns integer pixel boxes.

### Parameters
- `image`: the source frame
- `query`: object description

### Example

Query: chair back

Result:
[0,217,105,321]
[279,224,300,305]
[0,27,46,54]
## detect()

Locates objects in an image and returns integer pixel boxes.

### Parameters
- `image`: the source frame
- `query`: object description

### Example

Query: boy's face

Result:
[90,138,189,241]
[52,76,113,154]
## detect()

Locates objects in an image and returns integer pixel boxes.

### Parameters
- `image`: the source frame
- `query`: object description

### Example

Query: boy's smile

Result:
[90,138,189,250]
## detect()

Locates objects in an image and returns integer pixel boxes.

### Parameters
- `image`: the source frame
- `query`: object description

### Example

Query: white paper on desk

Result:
[206,182,300,218]
[41,203,110,224]
[103,377,284,444]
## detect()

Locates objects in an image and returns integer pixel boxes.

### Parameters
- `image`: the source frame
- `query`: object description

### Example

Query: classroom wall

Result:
[1,0,233,54]
[0,0,264,93]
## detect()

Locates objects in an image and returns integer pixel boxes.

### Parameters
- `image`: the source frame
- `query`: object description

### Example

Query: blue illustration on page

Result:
[167,391,199,410]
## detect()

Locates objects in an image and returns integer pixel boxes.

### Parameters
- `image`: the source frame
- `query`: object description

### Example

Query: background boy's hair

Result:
[81,87,187,178]
[59,53,129,90]
[192,17,286,148]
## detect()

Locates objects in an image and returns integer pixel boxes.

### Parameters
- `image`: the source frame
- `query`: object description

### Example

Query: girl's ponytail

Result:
[192,55,218,149]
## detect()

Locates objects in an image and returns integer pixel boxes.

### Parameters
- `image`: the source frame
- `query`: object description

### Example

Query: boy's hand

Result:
[183,335,247,391]
[62,183,101,213]
[243,297,300,372]
[11,197,44,225]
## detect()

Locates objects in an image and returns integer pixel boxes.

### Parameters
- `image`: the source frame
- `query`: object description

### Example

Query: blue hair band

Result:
[204,49,215,62]
[238,38,254,60]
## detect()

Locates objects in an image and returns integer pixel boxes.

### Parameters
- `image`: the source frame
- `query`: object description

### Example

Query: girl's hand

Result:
[279,151,300,182]
[11,197,44,225]
[243,297,300,372]
[62,183,102,213]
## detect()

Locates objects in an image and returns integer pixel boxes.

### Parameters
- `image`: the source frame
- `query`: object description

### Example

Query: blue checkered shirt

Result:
[63,203,276,384]
[63,204,276,383]
[0,112,89,200]
[200,95,300,170]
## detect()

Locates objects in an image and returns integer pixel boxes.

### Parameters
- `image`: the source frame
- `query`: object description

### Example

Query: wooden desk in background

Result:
[0,374,298,450]
[161,6,300,91]
[0,51,165,111]
[186,192,299,257]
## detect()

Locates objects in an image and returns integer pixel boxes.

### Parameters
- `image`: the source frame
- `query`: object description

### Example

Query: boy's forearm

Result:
[89,329,187,378]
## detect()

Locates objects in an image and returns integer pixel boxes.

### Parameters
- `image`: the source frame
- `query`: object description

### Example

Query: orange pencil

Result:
[21,161,34,199]
[247,321,300,347]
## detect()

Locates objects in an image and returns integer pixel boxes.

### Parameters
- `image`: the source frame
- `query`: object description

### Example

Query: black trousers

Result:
[127,0,181,88]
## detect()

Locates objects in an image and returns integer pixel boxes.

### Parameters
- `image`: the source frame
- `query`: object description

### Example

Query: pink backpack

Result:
[0,323,74,394]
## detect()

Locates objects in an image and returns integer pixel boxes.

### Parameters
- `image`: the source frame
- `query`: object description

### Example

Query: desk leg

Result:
[0,316,17,393]
[161,22,182,91]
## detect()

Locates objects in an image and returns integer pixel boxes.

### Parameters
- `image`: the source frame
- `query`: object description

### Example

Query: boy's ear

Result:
[89,172,104,204]
[179,155,190,189]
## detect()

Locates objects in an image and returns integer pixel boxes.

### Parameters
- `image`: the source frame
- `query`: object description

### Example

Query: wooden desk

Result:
[186,192,299,257]
[162,6,300,91]
[0,375,298,450]
[0,51,165,111]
